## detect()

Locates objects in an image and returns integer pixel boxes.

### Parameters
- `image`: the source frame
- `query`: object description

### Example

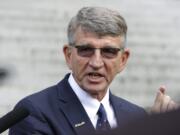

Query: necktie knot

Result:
[96,103,111,131]
[97,104,107,120]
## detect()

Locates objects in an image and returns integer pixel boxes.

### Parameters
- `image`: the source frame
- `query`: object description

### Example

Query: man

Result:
[8,7,177,135]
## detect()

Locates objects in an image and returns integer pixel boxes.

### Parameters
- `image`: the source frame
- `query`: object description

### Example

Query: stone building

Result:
[0,0,180,134]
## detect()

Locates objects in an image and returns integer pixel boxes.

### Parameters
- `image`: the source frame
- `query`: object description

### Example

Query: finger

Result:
[151,91,164,113]
[154,90,164,104]
[168,100,179,111]
[151,85,167,114]
[161,95,171,113]
[174,102,180,110]
[168,100,176,111]
[159,85,166,94]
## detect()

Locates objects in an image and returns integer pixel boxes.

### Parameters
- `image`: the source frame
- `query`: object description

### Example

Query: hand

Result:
[151,85,179,114]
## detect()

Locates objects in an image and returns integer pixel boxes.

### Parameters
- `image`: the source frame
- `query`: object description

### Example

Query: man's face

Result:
[63,28,129,100]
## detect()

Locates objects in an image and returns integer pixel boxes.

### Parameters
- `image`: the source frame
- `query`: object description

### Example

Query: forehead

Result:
[73,27,124,47]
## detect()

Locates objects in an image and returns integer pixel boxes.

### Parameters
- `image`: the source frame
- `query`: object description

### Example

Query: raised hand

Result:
[151,85,179,114]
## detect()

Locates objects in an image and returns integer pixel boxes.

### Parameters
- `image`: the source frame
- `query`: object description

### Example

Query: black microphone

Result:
[0,107,29,133]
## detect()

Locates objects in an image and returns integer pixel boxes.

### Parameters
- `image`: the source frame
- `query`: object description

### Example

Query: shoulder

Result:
[16,74,70,108]
[14,84,57,112]
[27,84,57,101]
[110,94,147,115]
[14,74,71,113]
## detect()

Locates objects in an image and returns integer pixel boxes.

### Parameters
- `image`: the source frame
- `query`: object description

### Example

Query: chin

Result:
[84,85,107,94]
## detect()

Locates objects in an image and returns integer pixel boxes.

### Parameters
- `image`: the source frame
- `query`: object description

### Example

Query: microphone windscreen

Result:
[0,107,29,133]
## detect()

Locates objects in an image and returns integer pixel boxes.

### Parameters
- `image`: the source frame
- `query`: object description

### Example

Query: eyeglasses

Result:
[73,45,124,59]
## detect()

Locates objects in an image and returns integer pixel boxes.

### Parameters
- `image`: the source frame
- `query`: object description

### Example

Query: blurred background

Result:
[0,0,180,134]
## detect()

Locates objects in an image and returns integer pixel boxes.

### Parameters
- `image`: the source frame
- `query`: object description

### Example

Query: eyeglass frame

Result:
[69,44,125,59]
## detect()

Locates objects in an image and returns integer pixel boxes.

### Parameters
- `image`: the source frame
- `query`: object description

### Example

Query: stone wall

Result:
[0,0,180,134]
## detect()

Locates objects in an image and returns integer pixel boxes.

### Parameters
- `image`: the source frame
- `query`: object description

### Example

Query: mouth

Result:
[87,72,105,82]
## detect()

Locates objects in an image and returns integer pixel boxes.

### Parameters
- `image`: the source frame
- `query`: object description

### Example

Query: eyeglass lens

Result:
[74,46,123,58]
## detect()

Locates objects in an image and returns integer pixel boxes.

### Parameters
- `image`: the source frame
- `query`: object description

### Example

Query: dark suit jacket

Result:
[97,108,180,135]
[9,74,146,135]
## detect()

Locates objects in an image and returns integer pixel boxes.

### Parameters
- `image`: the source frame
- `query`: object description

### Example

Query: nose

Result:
[89,49,104,69]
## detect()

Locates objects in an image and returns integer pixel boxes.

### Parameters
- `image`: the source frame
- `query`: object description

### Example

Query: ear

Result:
[118,48,130,72]
[63,44,73,70]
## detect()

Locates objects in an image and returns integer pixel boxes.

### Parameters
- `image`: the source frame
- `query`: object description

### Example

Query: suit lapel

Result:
[110,93,131,127]
[57,75,95,135]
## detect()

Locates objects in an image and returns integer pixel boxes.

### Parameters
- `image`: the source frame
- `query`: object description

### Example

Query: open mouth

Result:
[87,72,104,80]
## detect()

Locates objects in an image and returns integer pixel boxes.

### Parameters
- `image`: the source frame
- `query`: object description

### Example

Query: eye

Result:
[103,48,120,54]
[75,46,94,57]
[78,46,92,52]
[102,48,120,58]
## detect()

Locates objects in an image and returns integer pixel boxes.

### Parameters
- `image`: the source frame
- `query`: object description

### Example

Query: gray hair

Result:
[67,7,127,46]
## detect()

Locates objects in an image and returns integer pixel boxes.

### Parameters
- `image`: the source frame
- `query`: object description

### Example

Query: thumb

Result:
[159,85,166,94]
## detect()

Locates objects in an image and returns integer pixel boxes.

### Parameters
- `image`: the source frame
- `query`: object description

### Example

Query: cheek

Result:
[115,61,122,73]
[112,56,125,73]
[105,61,120,78]
[112,64,121,75]
[71,57,88,74]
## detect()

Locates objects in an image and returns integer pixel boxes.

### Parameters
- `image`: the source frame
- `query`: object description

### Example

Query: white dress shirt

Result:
[68,73,117,128]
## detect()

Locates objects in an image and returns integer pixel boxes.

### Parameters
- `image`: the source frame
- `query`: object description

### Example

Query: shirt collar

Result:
[68,73,110,120]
